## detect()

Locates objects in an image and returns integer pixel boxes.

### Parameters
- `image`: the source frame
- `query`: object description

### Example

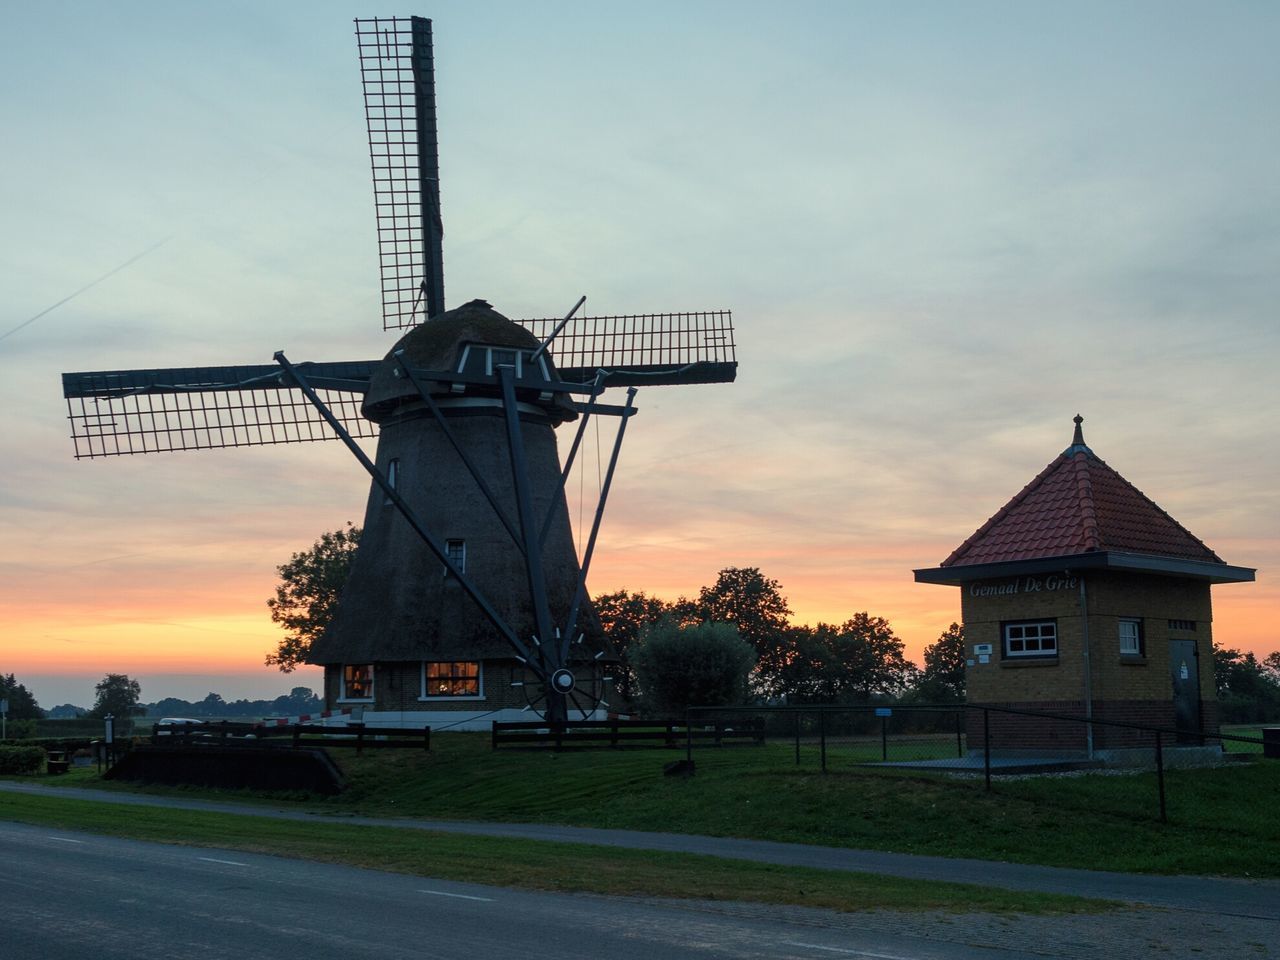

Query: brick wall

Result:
[958,569,1220,748]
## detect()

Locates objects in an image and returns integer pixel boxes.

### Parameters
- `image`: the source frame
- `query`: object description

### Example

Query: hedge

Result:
[0,745,47,775]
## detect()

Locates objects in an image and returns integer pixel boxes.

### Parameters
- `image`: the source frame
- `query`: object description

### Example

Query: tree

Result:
[915,623,966,703]
[1213,643,1280,723]
[692,567,792,697]
[1263,651,1280,686]
[593,590,673,705]
[89,674,144,719]
[0,674,44,720]
[266,523,361,672]
[271,686,322,715]
[631,620,755,716]
[774,614,916,703]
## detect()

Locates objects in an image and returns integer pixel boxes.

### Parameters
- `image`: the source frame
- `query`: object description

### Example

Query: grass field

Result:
[1221,724,1271,754]
[0,790,1110,915]
[28,732,1280,878]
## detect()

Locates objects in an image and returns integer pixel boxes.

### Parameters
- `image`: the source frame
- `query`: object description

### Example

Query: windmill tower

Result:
[60,17,737,728]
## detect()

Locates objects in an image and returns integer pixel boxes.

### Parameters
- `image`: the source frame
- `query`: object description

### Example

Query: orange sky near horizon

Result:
[5,512,1274,688]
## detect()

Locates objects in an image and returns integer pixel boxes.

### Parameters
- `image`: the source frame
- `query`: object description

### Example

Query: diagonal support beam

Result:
[497,364,565,724]
[393,350,525,557]
[537,371,606,552]
[560,386,637,663]
[275,351,538,670]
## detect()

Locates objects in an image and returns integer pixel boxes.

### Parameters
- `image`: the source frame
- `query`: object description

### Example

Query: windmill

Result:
[60,17,736,728]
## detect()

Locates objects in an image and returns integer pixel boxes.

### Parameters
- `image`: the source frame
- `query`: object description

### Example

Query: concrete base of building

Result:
[957,744,1228,770]
[1094,744,1227,768]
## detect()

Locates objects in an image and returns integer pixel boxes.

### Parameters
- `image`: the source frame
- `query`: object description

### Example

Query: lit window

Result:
[445,538,466,574]
[383,458,399,505]
[1119,618,1143,655]
[422,661,481,697]
[1003,620,1057,658]
[342,664,374,700]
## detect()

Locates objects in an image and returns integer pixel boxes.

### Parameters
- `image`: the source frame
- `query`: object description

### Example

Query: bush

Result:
[3,719,37,740]
[0,745,46,775]
[632,620,755,716]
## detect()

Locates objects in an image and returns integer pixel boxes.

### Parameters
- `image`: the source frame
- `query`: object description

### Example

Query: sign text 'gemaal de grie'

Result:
[968,574,1079,598]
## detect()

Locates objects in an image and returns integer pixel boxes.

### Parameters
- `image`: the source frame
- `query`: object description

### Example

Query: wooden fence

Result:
[492,717,765,749]
[152,721,429,754]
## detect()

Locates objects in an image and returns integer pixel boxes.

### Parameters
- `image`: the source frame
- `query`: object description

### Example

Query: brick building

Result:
[914,417,1254,759]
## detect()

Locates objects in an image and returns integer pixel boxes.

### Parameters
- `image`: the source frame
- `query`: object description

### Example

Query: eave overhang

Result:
[914,551,1256,587]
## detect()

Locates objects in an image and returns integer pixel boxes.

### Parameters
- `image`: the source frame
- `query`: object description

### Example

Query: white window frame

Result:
[1119,618,1143,656]
[339,664,375,702]
[1003,620,1058,658]
[419,661,484,700]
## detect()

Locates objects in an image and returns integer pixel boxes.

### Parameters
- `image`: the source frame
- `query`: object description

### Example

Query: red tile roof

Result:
[942,417,1223,568]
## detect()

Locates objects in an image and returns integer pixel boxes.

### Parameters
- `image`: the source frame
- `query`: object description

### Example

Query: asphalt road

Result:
[3,782,1278,958]
[3,820,1063,960]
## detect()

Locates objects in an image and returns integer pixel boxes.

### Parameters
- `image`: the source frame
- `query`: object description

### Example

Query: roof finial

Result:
[1072,414,1085,447]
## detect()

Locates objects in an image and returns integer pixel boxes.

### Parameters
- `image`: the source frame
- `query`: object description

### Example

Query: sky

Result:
[2,1,1277,708]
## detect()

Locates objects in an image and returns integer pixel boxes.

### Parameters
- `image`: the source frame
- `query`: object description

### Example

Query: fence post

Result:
[819,708,827,774]
[611,717,619,749]
[880,714,888,762]
[1155,729,1167,824]
[292,725,301,748]
[955,708,963,758]
[491,722,498,751]
[356,724,365,757]
[685,710,693,766]
[794,710,801,766]
[983,708,992,792]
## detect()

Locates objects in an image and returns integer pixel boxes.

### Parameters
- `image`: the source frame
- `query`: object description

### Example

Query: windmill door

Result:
[1169,639,1202,744]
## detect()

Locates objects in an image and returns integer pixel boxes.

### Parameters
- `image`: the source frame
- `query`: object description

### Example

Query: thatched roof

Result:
[363,299,573,423]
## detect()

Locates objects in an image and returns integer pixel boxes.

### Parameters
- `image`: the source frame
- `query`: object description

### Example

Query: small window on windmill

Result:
[383,458,400,505]
[445,538,466,575]
[486,348,521,377]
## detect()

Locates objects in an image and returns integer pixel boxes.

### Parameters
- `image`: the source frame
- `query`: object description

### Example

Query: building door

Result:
[1169,639,1202,744]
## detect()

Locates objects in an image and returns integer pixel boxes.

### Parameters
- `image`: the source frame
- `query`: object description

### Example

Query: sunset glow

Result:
[3,2,1276,708]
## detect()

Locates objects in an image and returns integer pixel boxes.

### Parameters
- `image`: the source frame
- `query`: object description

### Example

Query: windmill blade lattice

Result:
[519,311,737,386]
[62,361,378,459]
[356,16,444,329]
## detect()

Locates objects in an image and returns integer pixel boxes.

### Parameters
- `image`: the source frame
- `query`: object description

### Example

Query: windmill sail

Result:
[519,310,737,386]
[356,16,445,329]
[62,361,378,459]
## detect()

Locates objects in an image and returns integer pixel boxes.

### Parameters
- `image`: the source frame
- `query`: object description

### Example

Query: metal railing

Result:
[683,704,1268,824]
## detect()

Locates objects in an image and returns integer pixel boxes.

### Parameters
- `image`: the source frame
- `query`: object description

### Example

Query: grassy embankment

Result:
[0,789,1109,915]
[21,731,1280,878]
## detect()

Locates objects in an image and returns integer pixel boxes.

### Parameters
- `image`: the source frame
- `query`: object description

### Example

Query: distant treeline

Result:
[44,686,323,720]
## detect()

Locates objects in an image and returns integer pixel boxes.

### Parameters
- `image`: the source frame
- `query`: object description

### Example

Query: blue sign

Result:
[874,707,892,717]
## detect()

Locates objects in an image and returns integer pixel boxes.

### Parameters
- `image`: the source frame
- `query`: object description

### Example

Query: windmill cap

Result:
[362,299,571,422]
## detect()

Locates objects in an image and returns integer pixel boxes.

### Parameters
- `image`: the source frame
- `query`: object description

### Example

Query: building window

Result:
[342,664,374,700]
[1119,618,1143,656]
[1003,620,1057,658]
[445,538,466,574]
[422,661,481,698]
[1168,619,1196,631]
[383,458,399,505]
